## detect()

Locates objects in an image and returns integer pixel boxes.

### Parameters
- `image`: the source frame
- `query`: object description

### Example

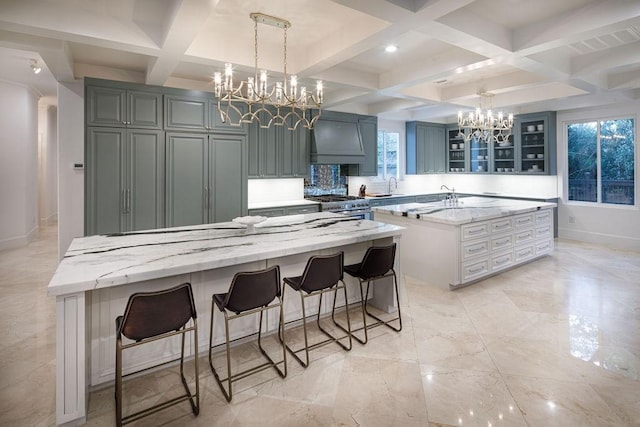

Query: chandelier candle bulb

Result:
[224,63,233,91]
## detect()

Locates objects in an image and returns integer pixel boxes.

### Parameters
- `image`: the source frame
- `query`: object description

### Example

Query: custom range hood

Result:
[310,117,365,164]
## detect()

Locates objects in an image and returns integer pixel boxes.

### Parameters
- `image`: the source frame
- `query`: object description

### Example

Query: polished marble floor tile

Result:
[1,228,639,426]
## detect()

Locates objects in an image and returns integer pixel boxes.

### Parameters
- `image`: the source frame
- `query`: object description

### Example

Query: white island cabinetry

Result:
[373,197,555,290]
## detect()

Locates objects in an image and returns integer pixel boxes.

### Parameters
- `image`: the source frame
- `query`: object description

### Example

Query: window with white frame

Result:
[377,130,399,179]
[567,117,635,205]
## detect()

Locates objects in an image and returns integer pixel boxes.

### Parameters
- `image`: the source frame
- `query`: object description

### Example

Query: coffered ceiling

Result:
[1,0,639,121]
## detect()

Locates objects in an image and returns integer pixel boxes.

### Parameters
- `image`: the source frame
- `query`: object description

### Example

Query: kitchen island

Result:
[48,212,403,426]
[373,196,556,290]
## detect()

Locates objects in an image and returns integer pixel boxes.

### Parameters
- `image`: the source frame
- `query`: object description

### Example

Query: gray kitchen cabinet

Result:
[348,117,378,176]
[166,132,247,227]
[86,86,162,129]
[406,121,446,174]
[248,111,279,178]
[210,99,248,135]
[164,94,210,132]
[211,134,248,222]
[517,111,556,175]
[279,116,310,178]
[85,127,165,235]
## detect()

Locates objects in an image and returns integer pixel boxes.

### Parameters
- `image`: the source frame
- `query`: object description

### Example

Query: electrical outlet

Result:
[568,216,575,224]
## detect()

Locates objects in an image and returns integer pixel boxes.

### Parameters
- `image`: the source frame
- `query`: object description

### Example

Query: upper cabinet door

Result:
[86,87,127,127]
[164,95,210,131]
[357,118,378,176]
[128,91,162,129]
[210,99,248,134]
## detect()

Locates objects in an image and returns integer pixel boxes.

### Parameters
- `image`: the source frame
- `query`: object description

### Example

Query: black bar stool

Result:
[115,282,199,426]
[208,265,286,402]
[344,243,402,344]
[282,252,352,367]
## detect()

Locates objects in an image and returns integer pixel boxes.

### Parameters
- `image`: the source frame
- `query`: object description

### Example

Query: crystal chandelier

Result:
[213,13,323,130]
[458,92,513,143]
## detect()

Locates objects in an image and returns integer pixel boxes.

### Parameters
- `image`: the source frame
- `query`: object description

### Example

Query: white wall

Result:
[37,103,58,225]
[57,81,84,259]
[0,81,39,250]
[556,103,640,251]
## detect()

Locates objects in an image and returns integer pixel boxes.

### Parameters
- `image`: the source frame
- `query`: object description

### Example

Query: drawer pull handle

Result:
[468,228,485,235]
[494,223,510,229]
[468,265,485,274]
[517,219,532,225]
[518,232,532,239]
[495,257,510,265]
[495,238,510,245]
[468,246,486,253]
[518,250,531,257]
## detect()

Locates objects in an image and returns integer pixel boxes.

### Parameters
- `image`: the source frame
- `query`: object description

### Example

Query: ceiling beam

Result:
[145,0,216,86]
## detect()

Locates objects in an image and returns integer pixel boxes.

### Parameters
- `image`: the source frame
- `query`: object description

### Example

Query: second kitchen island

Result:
[373,196,556,290]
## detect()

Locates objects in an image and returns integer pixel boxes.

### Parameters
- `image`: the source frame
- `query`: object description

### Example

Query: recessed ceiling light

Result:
[385,45,398,53]
[30,59,41,74]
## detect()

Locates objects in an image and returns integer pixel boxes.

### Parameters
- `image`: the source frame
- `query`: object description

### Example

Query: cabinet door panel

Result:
[166,133,208,227]
[357,119,378,176]
[87,87,126,127]
[129,130,164,231]
[416,125,428,174]
[128,91,162,129]
[430,126,446,172]
[164,96,209,131]
[279,125,295,177]
[86,128,126,235]
[211,135,246,222]
[295,126,310,177]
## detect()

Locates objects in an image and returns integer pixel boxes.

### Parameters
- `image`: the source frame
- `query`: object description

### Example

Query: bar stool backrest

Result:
[299,252,344,293]
[358,243,397,279]
[223,266,281,314]
[119,283,197,342]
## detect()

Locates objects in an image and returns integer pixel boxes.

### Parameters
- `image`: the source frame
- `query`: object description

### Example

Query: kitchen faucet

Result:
[440,184,458,206]
[388,176,398,194]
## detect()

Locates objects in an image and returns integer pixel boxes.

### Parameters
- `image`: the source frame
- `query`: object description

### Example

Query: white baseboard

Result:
[559,227,640,251]
[0,226,40,252]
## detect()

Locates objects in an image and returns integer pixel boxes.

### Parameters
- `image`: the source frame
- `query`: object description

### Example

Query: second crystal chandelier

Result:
[213,13,323,130]
[458,92,513,143]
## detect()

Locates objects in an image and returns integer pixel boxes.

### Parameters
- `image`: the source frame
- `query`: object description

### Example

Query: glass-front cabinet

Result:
[520,118,546,173]
[446,111,556,175]
[446,127,466,172]
[469,133,489,173]
[492,129,515,173]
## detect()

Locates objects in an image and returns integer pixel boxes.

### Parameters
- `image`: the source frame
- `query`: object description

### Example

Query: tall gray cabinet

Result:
[85,78,248,236]
[165,132,247,227]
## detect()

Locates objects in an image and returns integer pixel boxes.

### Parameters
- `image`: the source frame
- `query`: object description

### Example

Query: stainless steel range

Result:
[305,194,372,220]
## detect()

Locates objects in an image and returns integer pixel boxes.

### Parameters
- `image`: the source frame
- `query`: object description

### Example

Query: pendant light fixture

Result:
[213,13,323,130]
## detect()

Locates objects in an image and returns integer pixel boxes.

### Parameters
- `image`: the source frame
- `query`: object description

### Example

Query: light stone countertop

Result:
[372,196,557,226]
[47,212,403,296]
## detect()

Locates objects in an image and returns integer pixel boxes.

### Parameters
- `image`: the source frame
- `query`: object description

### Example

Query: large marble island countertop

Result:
[48,212,404,296]
[372,196,557,226]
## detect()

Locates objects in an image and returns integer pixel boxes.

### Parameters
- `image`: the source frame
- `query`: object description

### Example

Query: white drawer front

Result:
[491,234,513,251]
[514,244,535,262]
[535,224,552,238]
[462,222,490,240]
[491,251,513,272]
[514,228,535,244]
[462,258,489,282]
[514,213,534,229]
[535,209,552,224]
[535,239,554,255]
[491,218,513,233]
[462,239,490,260]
